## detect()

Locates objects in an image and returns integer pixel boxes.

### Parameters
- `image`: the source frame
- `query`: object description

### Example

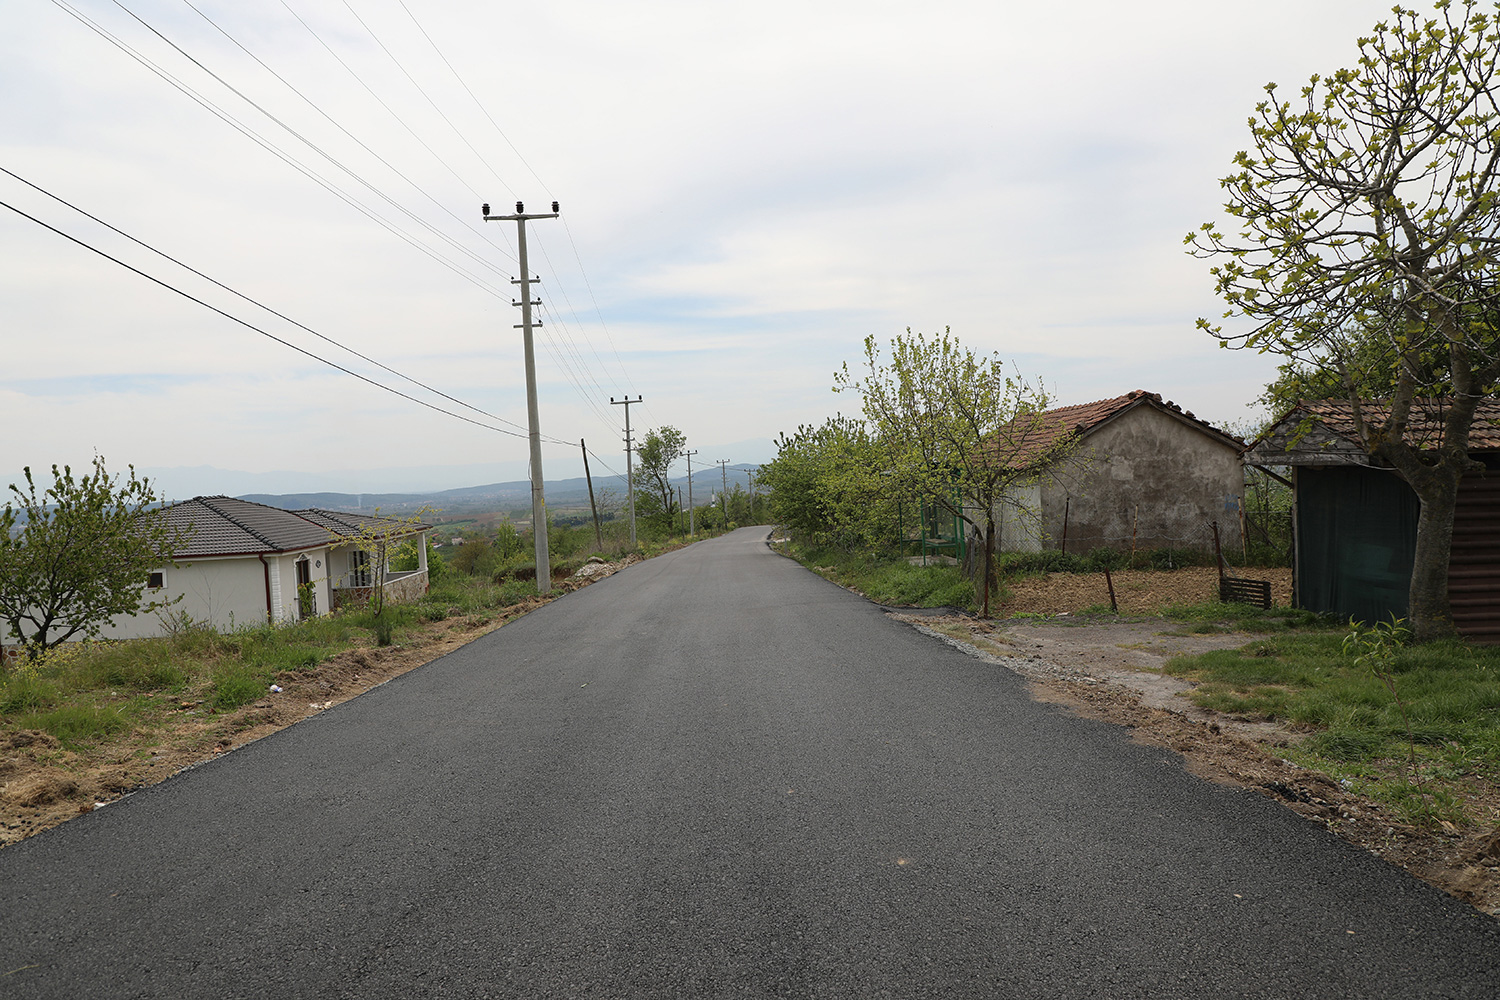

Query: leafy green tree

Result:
[636,426,687,532]
[0,457,184,657]
[835,329,1067,617]
[495,520,525,560]
[759,415,895,548]
[1187,1,1500,641]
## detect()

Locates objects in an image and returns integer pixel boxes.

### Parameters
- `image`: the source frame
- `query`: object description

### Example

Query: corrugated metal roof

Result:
[163,497,332,557]
[295,509,431,537]
[997,389,1243,467]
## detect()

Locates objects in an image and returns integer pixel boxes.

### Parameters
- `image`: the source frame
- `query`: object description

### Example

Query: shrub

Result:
[210,665,265,712]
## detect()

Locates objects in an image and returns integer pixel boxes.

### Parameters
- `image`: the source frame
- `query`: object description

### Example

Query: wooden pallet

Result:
[1220,576,1272,609]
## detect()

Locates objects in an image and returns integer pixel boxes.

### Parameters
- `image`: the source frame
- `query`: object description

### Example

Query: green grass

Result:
[0,568,568,747]
[779,541,982,611]
[1160,601,1332,633]
[1165,631,1500,826]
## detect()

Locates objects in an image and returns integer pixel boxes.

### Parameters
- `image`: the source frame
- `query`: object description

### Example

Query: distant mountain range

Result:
[240,466,761,514]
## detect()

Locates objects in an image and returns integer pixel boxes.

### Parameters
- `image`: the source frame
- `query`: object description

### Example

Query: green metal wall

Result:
[1295,466,1418,626]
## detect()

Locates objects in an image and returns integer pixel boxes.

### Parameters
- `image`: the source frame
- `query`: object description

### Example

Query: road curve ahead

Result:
[3,527,1498,998]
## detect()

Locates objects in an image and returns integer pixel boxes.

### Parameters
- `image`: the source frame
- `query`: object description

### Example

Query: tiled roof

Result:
[1289,398,1500,452]
[1246,398,1500,466]
[295,509,431,537]
[997,390,1243,467]
[162,497,333,557]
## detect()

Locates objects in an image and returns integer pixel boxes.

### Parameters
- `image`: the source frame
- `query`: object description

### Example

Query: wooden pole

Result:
[581,439,603,551]
[1061,496,1070,555]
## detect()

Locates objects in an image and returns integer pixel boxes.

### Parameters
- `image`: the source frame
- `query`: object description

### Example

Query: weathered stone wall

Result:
[1038,405,1244,554]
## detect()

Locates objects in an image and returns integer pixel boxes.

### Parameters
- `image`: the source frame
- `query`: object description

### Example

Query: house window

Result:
[147,571,164,589]
[350,550,371,588]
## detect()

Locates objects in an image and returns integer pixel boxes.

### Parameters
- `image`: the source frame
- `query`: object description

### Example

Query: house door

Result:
[296,557,315,619]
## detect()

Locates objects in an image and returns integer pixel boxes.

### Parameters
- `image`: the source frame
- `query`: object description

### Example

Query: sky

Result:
[1,0,1395,498]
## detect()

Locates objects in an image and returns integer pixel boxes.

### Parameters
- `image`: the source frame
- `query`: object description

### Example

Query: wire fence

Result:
[917,500,1294,571]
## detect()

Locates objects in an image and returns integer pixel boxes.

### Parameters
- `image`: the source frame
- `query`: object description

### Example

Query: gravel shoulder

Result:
[889,607,1500,918]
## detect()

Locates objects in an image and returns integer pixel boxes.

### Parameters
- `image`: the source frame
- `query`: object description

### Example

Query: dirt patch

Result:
[993,565,1292,616]
[892,600,1500,918]
[0,557,641,849]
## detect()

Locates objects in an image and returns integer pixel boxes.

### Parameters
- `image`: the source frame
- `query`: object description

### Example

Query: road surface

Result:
[3,527,1498,997]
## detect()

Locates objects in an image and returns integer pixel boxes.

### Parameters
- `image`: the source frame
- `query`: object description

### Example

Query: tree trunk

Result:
[982,516,995,618]
[1402,464,1461,643]
[1378,438,1468,643]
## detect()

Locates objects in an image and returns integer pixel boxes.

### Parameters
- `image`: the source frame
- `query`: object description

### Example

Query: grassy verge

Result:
[0,568,595,751]
[1162,618,1500,827]
[775,539,981,610]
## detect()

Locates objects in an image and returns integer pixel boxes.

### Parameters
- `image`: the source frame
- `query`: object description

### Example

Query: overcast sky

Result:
[2,0,1391,497]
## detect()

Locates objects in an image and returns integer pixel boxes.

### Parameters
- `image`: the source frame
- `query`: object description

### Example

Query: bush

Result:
[210,666,264,712]
[1084,547,1127,571]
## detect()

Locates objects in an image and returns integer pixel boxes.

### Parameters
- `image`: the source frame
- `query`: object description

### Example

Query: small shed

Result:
[974,390,1245,555]
[1245,400,1500,641]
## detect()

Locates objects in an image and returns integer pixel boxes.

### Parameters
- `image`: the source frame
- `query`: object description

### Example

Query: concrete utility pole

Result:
[684,448,699,536]
[611,395,644,547]
[483,199,559,594]
[716,459,731,527]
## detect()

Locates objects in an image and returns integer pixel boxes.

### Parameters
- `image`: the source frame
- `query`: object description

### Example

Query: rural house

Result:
[968,390,1245,557]
[86,497,429,642]
[1245,399,1500,642]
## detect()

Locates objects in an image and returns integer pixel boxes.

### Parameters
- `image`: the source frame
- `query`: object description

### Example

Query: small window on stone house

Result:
[147,571,165,589]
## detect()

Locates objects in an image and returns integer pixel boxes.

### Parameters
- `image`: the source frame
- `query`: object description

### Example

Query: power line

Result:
[177,0,522,269]
[0,164,531,435]
[336,0,513,196]
[56,0,637,445]
[50,0,511,296]
[398,0,551,197]
[560,215,639,397]
[0,195,583,445]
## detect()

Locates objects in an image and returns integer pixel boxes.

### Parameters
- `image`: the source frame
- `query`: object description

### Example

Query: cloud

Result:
[1,0,1387,491]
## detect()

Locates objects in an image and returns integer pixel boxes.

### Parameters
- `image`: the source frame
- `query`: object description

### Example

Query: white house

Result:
[73,497,427,642]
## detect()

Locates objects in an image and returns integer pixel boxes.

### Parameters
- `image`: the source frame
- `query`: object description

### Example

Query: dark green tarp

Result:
[1296,466,1417,626]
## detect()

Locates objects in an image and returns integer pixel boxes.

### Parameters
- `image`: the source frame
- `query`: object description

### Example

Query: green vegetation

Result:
[0,519,732,753]
[0,568,566,750]
[778,540,981,611]
[0,456,187,655]
[1164,618,1500,827]
[1188,2,1500,642]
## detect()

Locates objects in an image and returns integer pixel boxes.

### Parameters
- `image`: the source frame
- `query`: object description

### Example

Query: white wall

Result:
[99,556,270,640]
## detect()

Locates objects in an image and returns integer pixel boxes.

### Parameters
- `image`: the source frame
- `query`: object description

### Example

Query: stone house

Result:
[971,390,1245,556]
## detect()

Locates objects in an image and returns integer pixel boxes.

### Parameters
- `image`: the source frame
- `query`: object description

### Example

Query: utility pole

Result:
[611,395,643,547]
[716,459,730,528]
[581,439,603,550]
[483,199,559,594]
[684,448,699,536]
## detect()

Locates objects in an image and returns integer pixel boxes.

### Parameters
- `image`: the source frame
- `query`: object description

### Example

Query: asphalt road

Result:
[3,527,1499,998]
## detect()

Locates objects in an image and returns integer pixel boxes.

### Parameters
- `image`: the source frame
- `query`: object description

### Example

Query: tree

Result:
[339,508,433,621]
[635,426,687,532]
[835,329,1067,616]
[0,457,183,657]
[1187,0,1500,641]
[759,415,896,549]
